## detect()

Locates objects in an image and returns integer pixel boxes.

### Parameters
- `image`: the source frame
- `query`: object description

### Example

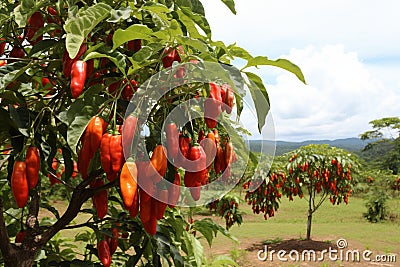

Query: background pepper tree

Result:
[0,0,305,266]
[282,144,359,240]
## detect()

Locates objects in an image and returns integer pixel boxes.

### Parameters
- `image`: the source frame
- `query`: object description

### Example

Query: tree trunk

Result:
[3,245,37,267]
[306,210,312,240]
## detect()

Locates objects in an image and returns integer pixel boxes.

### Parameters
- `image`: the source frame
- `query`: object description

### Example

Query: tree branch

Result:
[0,198,12,259]
[26,191,40,241]
[34,169,117,247]
[313,191,328,212]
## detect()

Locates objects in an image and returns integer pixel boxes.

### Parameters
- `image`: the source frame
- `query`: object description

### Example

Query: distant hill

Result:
[249,137,374,156]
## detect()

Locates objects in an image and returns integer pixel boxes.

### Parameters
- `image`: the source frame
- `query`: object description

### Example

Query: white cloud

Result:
[266,45,400,141]
[202,0,400,141]
[203,0,400,60]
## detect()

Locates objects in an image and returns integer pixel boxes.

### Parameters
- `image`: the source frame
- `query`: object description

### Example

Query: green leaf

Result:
[13,0,35,27]
[0,14,9,26]
[112,24,153,51]
[64,3,111,58]
[176,10,203,39]
[84,51,127,76]
[0,63,30,91]
[108,6,132,23]
[210,255,239,267]
[220,0,237,14]
[58,94,105,153]
[177,36,208,54]
[228,44,253,61]
[176,3,211,37]
[244,72,270,133]
[40,201,60,220]
[168,19,184,38]
[142,2,171,13]
[29,39,58,56]
[244,56,306,84]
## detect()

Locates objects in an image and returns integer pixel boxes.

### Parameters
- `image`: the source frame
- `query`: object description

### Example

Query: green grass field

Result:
[45,194,400,266]
[199,195,400,262]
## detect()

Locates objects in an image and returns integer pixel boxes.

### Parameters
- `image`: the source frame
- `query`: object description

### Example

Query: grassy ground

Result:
[200,195,400,266]
[43,194,400,266]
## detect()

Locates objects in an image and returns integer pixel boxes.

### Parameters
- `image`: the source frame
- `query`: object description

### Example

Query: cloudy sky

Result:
[202,0,400,141]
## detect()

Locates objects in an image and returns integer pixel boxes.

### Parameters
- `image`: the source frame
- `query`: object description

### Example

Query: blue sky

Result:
[203,0,400,141]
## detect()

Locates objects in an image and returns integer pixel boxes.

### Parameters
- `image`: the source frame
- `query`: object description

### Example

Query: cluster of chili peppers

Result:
[11,146,40,208]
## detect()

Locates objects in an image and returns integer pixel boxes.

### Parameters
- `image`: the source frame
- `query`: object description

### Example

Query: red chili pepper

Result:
[224,84,235,114]
[15,230,26,243]
[110,134,124,175]
[70,60,87,98]
[184,145,207,197]
[121,79,138,100]
[86,59,94,78]
[177,135,191,167]
[0,38,6,56]
[148,145,167,183]
[72,161,78,178]
[78,141,91,179]
[162,47,182,68]
[25,146,40,190]
[8,47,25,64]
[128,188,139,218]
[120,161,138,209]
[105,227,119,255]
[189,182,201,201]
[201,132,216,169]
[168,172,181,208]
[11,161,29,208]
[127,39,141,52]
[97,240,112,267]
[165,123,179,160]
[224,141,233,166]
[220,84,227,110]
[214,144,224,175]
[91,179,108,219]
[25,12,44,45]
[188,145,206,173]
[154,188,168,220]
[87,116,107,157]
[139,189,152,224]
[100,132,113,180]
[204,82,222,128]
[197,130,205,143]
[142,212,157,236]
[48,158,61,186]
[63,44,86,78]
[122,115,137,156]
[137,161,154,194]
[47,6,58,16]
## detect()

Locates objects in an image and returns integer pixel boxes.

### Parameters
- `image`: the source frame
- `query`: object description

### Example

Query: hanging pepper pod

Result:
[110,134,124,176]
[63,44,86,78]
[147,145,167,183]
[25,146,40,190]
[122,115,137,156]
[11,161,29,208]
[70,60,87,98]
[25,12,44,45]
[165,123,179,160]
[120,161,138,209]
[168,172,181,208]
[91,179,108,219]
[97,240,111,267]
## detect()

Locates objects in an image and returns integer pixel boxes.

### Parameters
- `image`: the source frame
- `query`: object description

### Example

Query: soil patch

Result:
[247,238,337,253]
